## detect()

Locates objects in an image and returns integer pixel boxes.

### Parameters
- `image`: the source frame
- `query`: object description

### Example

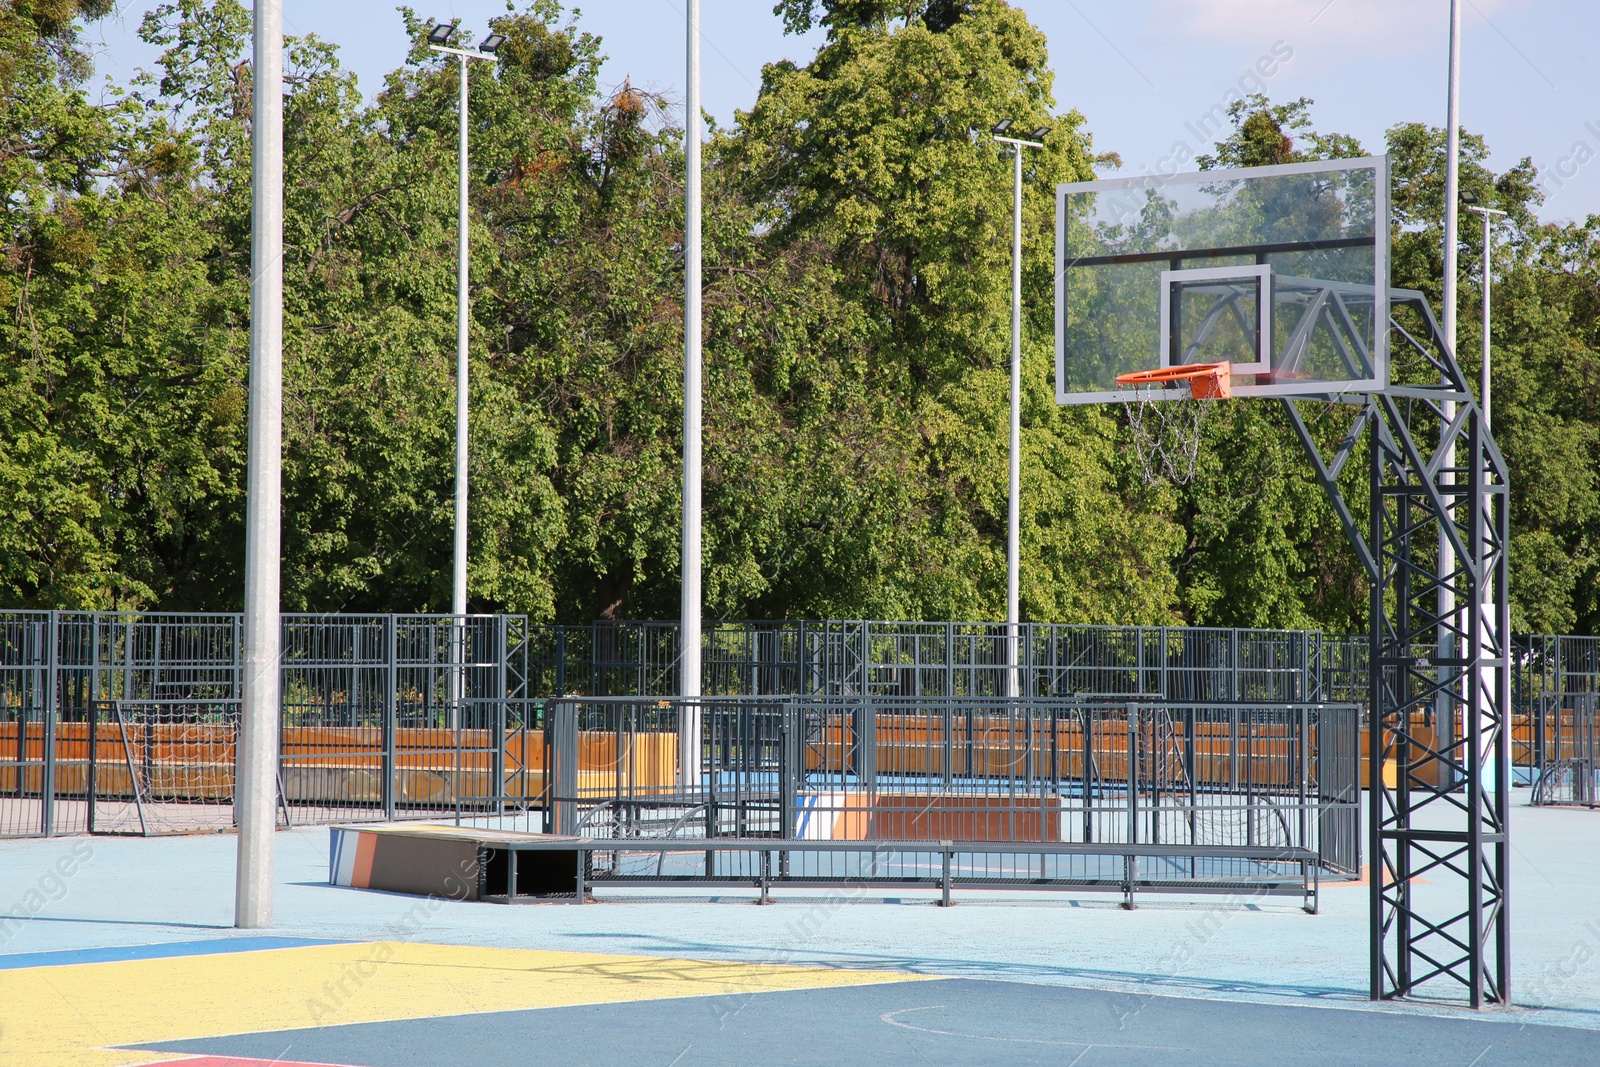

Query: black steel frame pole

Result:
[1287,289,1510,1007]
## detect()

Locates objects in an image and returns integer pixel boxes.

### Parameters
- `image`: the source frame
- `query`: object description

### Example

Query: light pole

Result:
[1461,190,1507,431]
[237,0,282,930]
[1437,0,1463,769]
[427,21,503,724]
[992,119,1049,701]
[1463,189,1507,754]
[681,0,703,789]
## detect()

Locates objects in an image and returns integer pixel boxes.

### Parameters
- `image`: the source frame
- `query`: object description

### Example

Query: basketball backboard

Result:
[1055,156,1389,404]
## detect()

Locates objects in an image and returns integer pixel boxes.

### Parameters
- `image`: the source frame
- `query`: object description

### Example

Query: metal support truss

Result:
[1283,288,1511,1007]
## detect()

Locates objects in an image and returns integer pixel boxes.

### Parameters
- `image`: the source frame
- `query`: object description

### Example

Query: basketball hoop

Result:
[1115,361,1232,485]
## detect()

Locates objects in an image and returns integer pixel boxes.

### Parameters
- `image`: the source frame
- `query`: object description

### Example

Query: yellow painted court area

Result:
[0,941,922,1067]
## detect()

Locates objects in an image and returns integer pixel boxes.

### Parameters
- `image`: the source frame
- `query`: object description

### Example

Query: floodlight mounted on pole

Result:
[428,19,499,724]
[992,119,1047,701]
[237,0,283,930]
[681,0,703,788]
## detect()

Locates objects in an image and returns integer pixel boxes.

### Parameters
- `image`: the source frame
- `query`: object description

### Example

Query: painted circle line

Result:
[878,1005,1188,1050]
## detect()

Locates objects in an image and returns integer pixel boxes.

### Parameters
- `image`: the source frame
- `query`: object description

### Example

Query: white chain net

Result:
[1121,389,1215,485]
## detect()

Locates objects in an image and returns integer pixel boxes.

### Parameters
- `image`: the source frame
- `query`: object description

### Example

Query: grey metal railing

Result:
[1529,692,1599,807]
[545,695,1362,878]
[1,612,533,836]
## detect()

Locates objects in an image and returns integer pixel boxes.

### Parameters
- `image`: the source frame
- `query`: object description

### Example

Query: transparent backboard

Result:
[1055,156,1389,404]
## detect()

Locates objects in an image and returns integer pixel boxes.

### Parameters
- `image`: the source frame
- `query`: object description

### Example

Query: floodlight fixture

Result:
[1460,189,1480,206]
[479,33,506,54]
[991,118,1013,135]
[1029,126,1050,141]
[427,21,456,45]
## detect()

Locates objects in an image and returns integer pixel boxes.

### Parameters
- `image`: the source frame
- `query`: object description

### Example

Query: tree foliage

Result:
[1181,94,1600,634]
[1,2,1596,635]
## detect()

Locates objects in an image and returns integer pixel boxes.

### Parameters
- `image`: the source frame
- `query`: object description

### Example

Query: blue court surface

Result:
[2,798,1598,1066]
[133,976,1597,1067]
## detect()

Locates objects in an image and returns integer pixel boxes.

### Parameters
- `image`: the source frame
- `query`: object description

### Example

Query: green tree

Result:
[1385,120,1599,632]
[1188,94,1600,634]
[11,3,1592,635]
[1177,95,1371,630]
[1,0,242,608]
[714,0,1182,622]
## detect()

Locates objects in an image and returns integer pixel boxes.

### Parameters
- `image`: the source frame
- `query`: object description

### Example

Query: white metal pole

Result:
[237,0,283,930]
[1443,0,1462,348]
[1007,144,1022,702]
[451,52,470,728]
[1472,203,1504,800]
[1437,0,1462,757]
[680,0,703,788]
[1480,211,1492,431]
[454,53,470,619]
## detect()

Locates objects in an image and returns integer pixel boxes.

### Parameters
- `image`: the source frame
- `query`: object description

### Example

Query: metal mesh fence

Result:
[1529,692,1599,807]
[527,621,1352,704]
[1516,635,1600,789]
[1,614,55,837]
[3,610,1590,837]
[547,695,1361,878]
[1,612,532,836]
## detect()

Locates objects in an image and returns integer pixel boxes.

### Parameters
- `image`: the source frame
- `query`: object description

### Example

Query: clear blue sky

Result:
[84,1,1598,223]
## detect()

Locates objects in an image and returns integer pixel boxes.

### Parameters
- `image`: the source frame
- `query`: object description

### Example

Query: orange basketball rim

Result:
[1115,360,1233,399]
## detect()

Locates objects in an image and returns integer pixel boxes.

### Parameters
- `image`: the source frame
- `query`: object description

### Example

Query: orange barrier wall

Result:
[807,714,1307,787]
[1359,720,1446,789]
[865,794,1060,842]
[803,713,1484,792]
[0,724,676,805]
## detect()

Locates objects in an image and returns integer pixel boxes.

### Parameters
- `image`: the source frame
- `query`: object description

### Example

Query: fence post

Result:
[1301,632,1311,702]
[703,700,716,876]
[1124,702,1139,912]
[88,698,102,834]
[1582,695,1595,807]
[123,613,133,703]
[495,616,509,819]
[383,615,396,821]
[941,690,953,790]
[493,690,507,822]
[780,700,797,878]
[1082,707,1093,843]
[1299,705,1311,855]
[42,611,58,837]
[1230,628,1239,702]
[1230,703,1241,798]
[1183,704,1197,845]
[555,627,566,698]
[860,691,877,799]
[1127,701,1139,848]
[945,621,954,699]
[1158,628,1168,701]
[1533,694,1545,794]
[1137,627,1144,697]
